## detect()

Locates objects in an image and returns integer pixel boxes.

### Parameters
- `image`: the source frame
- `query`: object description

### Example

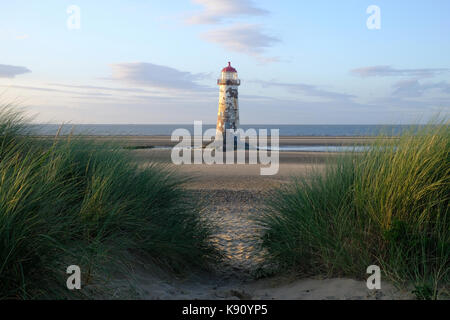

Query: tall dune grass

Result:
[0,108,215,299]
[259,122,449,299]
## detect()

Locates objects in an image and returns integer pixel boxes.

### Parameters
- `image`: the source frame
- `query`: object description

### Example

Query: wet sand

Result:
[36,135,383,147]
[112,137,412,300]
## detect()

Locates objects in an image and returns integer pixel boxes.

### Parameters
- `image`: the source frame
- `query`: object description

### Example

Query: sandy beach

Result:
[52,135,383,148]
[103,136,413,300]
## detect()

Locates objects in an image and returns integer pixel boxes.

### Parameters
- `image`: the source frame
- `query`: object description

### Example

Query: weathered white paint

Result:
[216,62,240,142]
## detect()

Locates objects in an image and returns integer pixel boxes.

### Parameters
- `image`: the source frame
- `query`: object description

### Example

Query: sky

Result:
[0,0,449,124]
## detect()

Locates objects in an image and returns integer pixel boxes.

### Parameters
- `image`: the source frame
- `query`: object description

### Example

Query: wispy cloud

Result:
[392,79,450,97]
[0,84,112,97]
[186,1,278,62]
[254,80,355,101]
[16,34,29,40]
[48,83,157,94]
[202,24,280,62]
[0,64,31,78]
[351,65,449,78]
[186,0,268,25]
[110,62,211,91]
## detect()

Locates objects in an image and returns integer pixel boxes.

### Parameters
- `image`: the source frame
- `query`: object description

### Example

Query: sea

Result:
[28,124,415,137]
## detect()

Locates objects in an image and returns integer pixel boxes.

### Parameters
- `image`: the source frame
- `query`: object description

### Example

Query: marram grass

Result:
[0,107,216,299]
[259,122,449,299]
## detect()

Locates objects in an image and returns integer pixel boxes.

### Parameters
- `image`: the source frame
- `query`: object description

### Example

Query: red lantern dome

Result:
[222,61,237,73]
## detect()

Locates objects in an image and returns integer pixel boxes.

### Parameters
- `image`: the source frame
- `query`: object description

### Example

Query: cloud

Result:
[48,83,158,94]
[110,62,211,91]
[351,65,449,78]
[254,80,355,101]
[186,2,278,62]
[186,0,268,25]
[16,34,29,40]
[0,64,31,78]
[392,79,450,97]
[202,24,280,61]
[0,84,112,97]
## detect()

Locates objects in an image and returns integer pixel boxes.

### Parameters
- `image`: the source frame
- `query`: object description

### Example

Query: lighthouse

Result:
[216,62,240,147]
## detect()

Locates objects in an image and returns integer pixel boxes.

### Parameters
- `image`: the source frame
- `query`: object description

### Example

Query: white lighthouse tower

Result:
[216,62,240,146]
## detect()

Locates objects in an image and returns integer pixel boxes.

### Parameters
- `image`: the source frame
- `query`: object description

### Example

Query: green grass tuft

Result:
[259,121,449,299]
[0,107,216,299]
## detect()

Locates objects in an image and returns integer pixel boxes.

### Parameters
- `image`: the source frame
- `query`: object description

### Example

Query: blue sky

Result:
[0,0,449,124]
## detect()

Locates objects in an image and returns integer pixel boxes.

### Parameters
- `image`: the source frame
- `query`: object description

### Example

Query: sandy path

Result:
[193,189,266,274]
[109,147,413,300]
